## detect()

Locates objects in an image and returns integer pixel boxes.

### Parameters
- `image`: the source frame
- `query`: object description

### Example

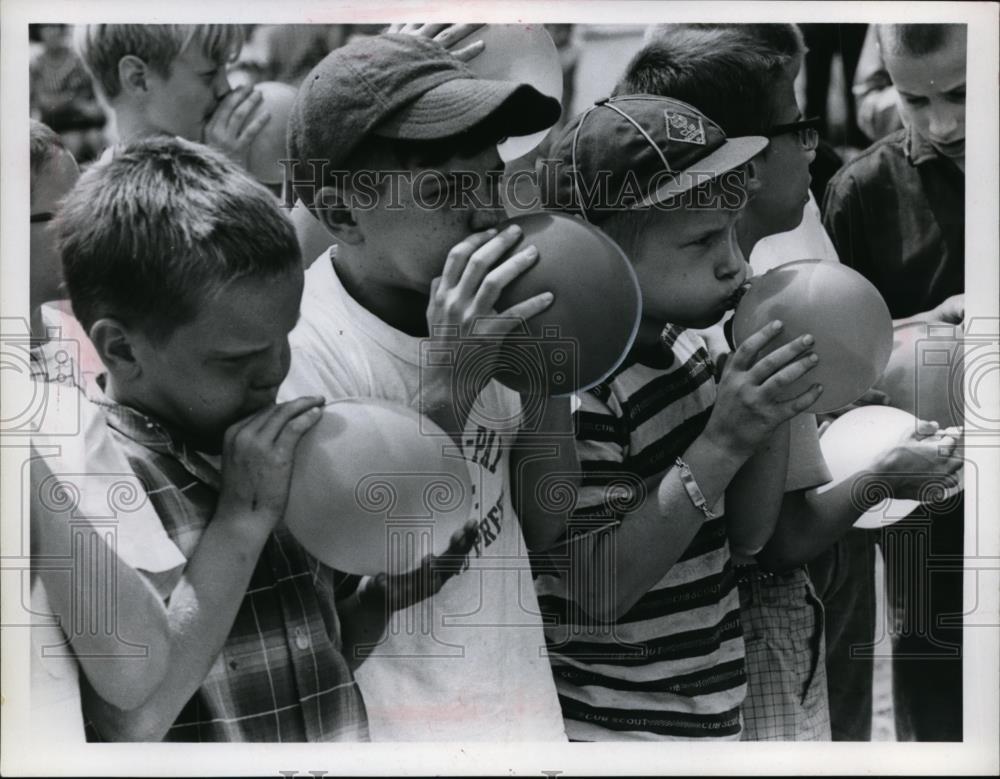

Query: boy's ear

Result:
[313,185,364,246]
[89,318,141,379]
[117,55,150,97]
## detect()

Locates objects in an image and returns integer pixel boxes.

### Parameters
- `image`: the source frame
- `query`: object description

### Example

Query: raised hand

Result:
[386,23,486,61]
[216,396,325,538]
[706,321,823,458]
[202,85,270,170]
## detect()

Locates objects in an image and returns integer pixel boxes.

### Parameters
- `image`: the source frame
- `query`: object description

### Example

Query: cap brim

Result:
[639,135,769,208]
[373,78,561,141]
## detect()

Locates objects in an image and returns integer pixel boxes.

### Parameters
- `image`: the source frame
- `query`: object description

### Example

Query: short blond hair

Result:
[75,24,245,99]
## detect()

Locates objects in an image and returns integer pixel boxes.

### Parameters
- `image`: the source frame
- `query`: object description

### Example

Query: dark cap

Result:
[287,33,561,204]
[539,94,768,224]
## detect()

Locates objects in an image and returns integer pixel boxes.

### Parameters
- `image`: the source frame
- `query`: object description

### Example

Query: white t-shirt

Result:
[280,251,566,742]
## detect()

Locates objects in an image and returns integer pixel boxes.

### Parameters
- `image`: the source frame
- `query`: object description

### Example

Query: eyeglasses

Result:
[30,212,55,224]
[765,117,821,151]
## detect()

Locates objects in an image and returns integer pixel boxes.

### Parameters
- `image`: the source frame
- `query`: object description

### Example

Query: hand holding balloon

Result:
[422,223,553,431]
[870,420,964,500]
[362,520,479,616]
[217,396,325,540]
[817,405,964,529]
[705,321,823,459]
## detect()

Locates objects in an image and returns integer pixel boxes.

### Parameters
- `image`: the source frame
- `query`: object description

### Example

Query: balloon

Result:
[816,405,962,530]
[246,81,299,188]
[731,259,893,414]
[463,25,563,162]
[490,212,641,396]
[874,320,964,428]
[283,398,473,576]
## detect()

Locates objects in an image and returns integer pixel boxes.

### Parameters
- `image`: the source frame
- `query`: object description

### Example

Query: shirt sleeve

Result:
[565,388,632,541]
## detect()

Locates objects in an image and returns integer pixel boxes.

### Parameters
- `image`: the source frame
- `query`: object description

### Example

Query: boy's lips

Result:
[726,280,753,310]
[932,138,965,157]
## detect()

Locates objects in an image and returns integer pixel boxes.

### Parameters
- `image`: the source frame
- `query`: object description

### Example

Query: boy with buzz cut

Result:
[51,136,469,742]
[614,23,965,741]
[531,96,826,741]
[75,24,268,168]
[821,23,967,742]
[279,32,573,741]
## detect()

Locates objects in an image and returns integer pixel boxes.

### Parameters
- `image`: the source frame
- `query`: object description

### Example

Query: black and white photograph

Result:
[1,0,997,775]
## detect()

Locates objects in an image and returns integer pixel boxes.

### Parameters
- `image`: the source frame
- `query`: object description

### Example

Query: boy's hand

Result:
[216,396,325,539]
[706,321,823,458]
[362,521,479,613]
[422,225,553,415]
[202,85,271,170]
[387,23,486,61]
[867,420,964,500]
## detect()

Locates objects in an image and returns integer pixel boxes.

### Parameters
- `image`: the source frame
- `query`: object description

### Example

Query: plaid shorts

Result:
[737,565,831,741]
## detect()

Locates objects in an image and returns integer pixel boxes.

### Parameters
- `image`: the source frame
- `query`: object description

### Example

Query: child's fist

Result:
[216,396,325,538]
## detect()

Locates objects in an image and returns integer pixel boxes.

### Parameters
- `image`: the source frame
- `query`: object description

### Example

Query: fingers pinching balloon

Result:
[731,259,894,414]
[816,405,963,529]
[489,212,642,396]
[282,399,474,576]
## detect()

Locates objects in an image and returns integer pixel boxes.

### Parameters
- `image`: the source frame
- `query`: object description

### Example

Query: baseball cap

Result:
[287,33,561,201]
[539,94,768,224]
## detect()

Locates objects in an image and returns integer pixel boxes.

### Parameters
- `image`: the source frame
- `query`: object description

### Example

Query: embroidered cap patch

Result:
[664,110,707,145]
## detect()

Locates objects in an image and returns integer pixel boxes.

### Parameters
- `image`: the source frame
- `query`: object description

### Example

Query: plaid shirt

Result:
[73,376,369,742]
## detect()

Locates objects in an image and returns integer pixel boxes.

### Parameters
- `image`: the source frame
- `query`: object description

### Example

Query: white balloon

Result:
[464,25,564,162]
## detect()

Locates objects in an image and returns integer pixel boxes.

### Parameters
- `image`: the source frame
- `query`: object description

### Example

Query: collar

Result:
[904,125,944,166]
[626,324,684,371]
[88,374,222,491]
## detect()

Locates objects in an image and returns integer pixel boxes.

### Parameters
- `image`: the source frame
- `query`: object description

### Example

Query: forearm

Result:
[419,366,472,447]
[573,432,748,621]
[757,476,878,571]
[725,421,790,557]
[89,511,271,741]
[510,395,579,552]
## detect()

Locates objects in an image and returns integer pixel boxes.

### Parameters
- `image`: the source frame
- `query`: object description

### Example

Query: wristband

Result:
[674,456,718,520]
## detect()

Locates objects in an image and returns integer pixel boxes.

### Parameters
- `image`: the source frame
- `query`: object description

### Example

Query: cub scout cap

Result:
[540,94,768,224]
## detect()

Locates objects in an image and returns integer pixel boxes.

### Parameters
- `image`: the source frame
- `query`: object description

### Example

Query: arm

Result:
[757,421,963,571]
[724,420,791,558]
[568,430,750,622]
[509,395,580,552]
[568,325,822,621]
[83,397,325,741]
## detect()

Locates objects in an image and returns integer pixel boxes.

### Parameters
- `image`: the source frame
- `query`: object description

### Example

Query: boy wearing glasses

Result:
[615,23,961,741]
[821,24,966,742]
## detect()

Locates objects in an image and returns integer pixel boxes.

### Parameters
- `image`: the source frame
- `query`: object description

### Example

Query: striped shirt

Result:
[76,380,368,742]
[534,326,746,740]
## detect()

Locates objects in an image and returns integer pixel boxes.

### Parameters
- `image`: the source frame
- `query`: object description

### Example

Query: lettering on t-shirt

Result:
[467,426,503,474]
[468,490,505,562]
